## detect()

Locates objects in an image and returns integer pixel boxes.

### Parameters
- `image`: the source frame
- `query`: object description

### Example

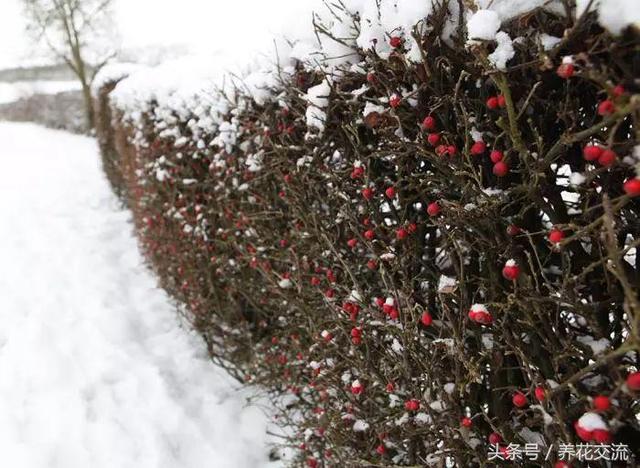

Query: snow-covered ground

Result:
[0,122,279,468]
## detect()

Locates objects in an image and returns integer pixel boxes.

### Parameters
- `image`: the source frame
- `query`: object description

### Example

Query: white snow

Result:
[0,123,277,468]
[467,10,501,41]
[488,32,515,70]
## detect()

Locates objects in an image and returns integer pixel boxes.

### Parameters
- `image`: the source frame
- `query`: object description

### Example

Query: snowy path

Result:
[0,123,276,468]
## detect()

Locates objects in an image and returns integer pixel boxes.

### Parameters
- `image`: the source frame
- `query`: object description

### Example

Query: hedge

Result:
[95,2,640,466]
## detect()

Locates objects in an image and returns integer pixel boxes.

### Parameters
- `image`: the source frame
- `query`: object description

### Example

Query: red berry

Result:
[284,174,292,183]
[470,141,486,155]
[488,432,502,445]
[490,150,503,163]
[362,187,374,200]
[461,417,472,428]
[350,380,364,395]
[386,382,395,392]
[486,96,499,109]
[366,72,376,84]
[598,149,616,166]
[593,395,611,412]
[592,429,612,443]
[364,229,375,240]
[435,144,448,156]
[497,95,506,107]
[549,228,564,244]
[307,458,318,468]
[507,224,521,236]
[597,99,615,116]
[624,179,640,197]
[351,166,365,179]
[389,36,402,48]
[404,399,420,411]
[385,187,396,198]
[396,228,408,240]
[626,371,640,390]
[311,276,321,286]
[422,116,436,130]
[407,222,417,233]
[366,259,378,270]
[583,144,603,161]
[555,462,571,468]
[376,444,386,455]
[512,391,528,408]
[493,161,509,177]
[447,145,457,156]
[468,305,492,325]
[557,62,574,79]
[389,94,401,108]
[347,238,358,248]
[427,201,440,217]
[502,260,520,280]
[427,133,440,145]
[613,84,626,97]
[421,311,433,327]
[534,385,546,401]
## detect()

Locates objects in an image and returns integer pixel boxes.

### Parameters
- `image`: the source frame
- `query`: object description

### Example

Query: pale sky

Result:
[0,0,322,69]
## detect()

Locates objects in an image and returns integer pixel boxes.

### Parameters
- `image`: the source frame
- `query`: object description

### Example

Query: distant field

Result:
[0,80,81,105]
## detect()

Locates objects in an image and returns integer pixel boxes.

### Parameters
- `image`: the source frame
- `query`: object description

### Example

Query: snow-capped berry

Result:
[321,330,333,342]
[574,412,609,442]
[597,99,615,116]
[583,144,603,161]
[427,202,441,217]
[468,304,492,325]
[396,228,408,240]
[427,133,441,145]
[421,311,433,327]
[488,432,502,445]
[490,150,503,163]
[385,186,396,198]
[557,62,575,79]
[613,84,626,97]
[534,385,546,401]
[404,399,420,411]
[362,187,374,200]
[351,380,364,395]
[493,161,509,177]
[376,444,386,455]
[626,371,640,390]
[422,116,436,130]
[549,228,565,244]
[593,395,611,412]
[347,238,358,248]
[623,179,640,197]
[470,141,486,155]
[502,259,521,280]
[389,94,401,108]
[389,36,403,48]
[461,417,472,428]
[512,392,528,408]
[364,230,375,240]
[598,149,616,166]
[486,96,499,109]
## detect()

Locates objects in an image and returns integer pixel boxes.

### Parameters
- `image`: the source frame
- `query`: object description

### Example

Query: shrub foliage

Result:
[96,3,640,466]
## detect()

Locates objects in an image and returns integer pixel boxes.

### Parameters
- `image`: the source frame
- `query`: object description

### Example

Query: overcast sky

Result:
[0,0,322,69]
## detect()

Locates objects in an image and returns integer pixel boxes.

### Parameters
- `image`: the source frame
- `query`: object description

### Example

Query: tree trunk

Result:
[80,81,94,130]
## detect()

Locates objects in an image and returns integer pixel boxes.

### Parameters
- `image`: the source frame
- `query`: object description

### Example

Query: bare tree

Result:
[21,0,118,129]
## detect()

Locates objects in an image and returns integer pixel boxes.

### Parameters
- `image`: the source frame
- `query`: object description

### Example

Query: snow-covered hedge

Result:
[96,1,640,466]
